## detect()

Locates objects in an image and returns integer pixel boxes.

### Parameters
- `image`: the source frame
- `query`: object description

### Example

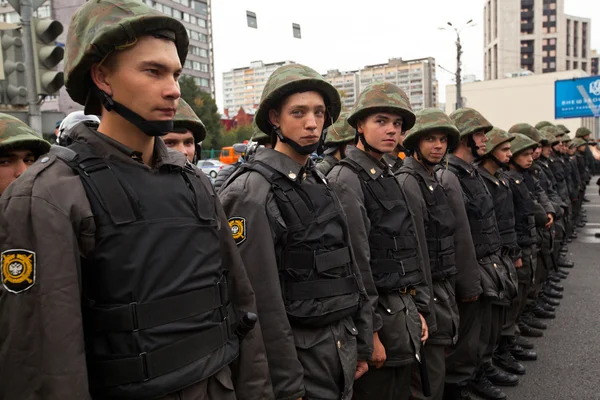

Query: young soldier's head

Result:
[403,108,459,167]
[449,107,493,162]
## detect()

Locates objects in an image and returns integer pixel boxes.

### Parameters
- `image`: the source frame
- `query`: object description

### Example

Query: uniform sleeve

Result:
[397,174,436,333]
[0,168,93,400]
[212,192,273,399]
[328,168,383,334]
[436,169,483,300]
[219,176,305,400]
[533,176,555,215]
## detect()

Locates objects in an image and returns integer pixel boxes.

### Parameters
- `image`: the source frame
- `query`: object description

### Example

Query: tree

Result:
[179,76,223,150]
[221,124,253,147]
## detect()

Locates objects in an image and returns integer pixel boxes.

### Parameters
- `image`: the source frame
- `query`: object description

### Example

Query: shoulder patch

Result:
[228,217,246,245]
[1,249,36,294]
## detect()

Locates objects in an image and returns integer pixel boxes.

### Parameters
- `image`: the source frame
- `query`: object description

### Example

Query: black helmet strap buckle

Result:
[273,126,319,156]
[94,87,173,137]
[356,130,385,155]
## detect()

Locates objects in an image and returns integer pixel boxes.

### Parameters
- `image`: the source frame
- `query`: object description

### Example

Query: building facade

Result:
[222,60,294,115]
[0,0,215,114]
[484,0,593,79]
[323,69,360,111]
[445,69,598,137]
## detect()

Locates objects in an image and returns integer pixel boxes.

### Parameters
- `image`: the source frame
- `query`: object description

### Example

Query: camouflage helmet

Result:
[483,127,515,157]
[539,125,564,141]
[172,98,206,142]
[508,123,542,143]
[556,124,570,134]
[510,133,538,156]
[575,126,592,138]
[347,81,416,131]
[540,130,559,146]
[535,121,554,130]
[561,135,572,144]
[403,108,459,151]
[0,113,50,156]
[449,107,493,138]
[250,120,270,145]
[254,63,341,135]
[571,137,586,149]
[324,112,354,146]
[65,0,189,114]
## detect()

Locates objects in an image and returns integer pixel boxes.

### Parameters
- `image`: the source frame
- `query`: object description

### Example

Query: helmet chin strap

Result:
[274,126,319,155]
[489,154,509,171]
[509,158,526,172]
[95,88,173,137]
[356,131,385,155]
[415,148,440,167]
[466,135,480,159]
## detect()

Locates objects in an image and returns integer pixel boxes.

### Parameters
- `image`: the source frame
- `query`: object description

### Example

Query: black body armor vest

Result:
[239,161,361,327]
[505,170,537,247]
[341,158,423,292]
[53,144,238,400]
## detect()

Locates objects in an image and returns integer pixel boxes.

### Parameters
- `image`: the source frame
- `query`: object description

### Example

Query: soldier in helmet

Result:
[57,111,101,147]
[382,129,407,173]
[219,63,373,400]
[214,120,272,192]
[441,108,515,400]
[327,82,431,400]
[316,112,354,175]
[0,1,270,399]
[395,108,461,400]
[162,98,206,163]
[474,128,526,386]
[0,114,51,195]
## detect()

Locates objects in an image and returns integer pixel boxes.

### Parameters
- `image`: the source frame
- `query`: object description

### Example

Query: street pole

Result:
[19,0,42,133]
[455,34,462,110]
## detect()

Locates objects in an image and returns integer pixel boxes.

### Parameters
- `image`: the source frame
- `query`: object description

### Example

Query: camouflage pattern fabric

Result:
[540,131,559,146]
[555,124,570,134]
[561,135,573,144]
[510,133,538,156]
[324,112,354,146]
[65,0,189,112]
[403,108,459,151]
[571,137,586,148]
[448,107,492,138]
[539,125,564,139]
[483,127,515,156]
[534,121,554,130]
[173,98,206,142]
[575,127,592,138]
[250,120,270,145]
[347,81,415,130]
[254,63,341,135]
[508,123,542,143]
[0,113,50,155]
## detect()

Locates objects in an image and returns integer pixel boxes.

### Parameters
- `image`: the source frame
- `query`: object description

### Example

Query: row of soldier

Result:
[0,1,596,399]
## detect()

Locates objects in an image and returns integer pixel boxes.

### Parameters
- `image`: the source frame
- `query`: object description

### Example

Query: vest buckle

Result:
[393,237,398,251]
[139,351,149,382]
[400,260,406,276]
[130,302,139,332]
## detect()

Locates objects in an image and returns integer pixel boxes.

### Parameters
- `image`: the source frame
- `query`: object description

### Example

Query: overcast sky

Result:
[211,0,599,112]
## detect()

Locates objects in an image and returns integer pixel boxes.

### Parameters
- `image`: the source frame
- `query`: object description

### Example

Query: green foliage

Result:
[179,75,223,149]
[221,124,253,147]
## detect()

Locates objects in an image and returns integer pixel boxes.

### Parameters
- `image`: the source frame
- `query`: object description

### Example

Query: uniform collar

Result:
[345,145,387,180]
[476,163,501,186]
[403,156,436,184]
[253,147,311,182]
[70,123,187,170]
[447,153,475,175]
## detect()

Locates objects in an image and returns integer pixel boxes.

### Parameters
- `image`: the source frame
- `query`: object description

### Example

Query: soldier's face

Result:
[395,130,406,147]
[357,112,403,154]
[162,130,195,162]
[492,142,512,164]
[418,131,448,164]
[269,91,325,148]
[0,149,35,194]
[568,148,576,155]
[472,130,488,157]
[513,149,534,169]
[92,36,182,122]
[541,145,552,158]
[532,146,542,159]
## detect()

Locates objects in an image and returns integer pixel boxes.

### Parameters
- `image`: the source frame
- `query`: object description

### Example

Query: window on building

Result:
[550,50,556,56]
[550,26,556,33]
[582,62,587,71]
[184,13,190,22]
[191,15,197,24]
[195,1,208,14]
[550,38,556,45]
[567,60,570,69]
[163,5,172,16]
[550,61,556,69]
[246,11,257,28]
[198,33,207,42]
[33,4,51,18]
[198,18,207,28]
[181,0,190,7]
[574,61,578,69]
[292,23,301,39]
[172,9,182,19]
[542,39,548,46]
[153,2,163,12]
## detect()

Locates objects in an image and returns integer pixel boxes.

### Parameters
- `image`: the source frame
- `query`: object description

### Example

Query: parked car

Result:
[197,159,225,178]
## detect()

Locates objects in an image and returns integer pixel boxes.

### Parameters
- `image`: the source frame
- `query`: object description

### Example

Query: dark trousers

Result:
[445,299,481,387]
[410,344,447,400]
[354,364,413,400]
[478,298,503,367]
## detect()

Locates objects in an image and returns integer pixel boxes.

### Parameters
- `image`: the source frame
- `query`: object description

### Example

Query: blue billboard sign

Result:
[555,76,600,119]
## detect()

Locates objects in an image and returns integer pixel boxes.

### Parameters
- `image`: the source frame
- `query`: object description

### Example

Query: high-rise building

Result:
[222,60,294,115]
[0,0,215,114]
[323,57,438,111]
[484,0,592,79]
[592,50,599,75]
[323,69,360,111]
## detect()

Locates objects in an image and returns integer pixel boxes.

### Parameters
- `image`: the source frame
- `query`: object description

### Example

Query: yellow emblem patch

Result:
[1,249,36,294]
[228,217,247,245]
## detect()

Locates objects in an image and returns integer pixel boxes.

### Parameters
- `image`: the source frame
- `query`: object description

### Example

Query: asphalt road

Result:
[498,179,600,400]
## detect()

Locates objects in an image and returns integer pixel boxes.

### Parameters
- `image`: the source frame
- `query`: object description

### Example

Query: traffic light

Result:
[31,18,64,96]
[0,29,28,105]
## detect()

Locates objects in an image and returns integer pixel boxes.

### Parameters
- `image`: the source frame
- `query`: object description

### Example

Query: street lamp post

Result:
[442,20,474,110]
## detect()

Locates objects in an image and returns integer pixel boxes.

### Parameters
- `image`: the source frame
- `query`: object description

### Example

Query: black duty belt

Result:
[426,236,454,252]
[92,311,234,387]
[286,247,351,273]
[369,235,417,251]
[371,256,420,274]
[285,276,358,301]
[88,282,227,332]
[469,215,496,232]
